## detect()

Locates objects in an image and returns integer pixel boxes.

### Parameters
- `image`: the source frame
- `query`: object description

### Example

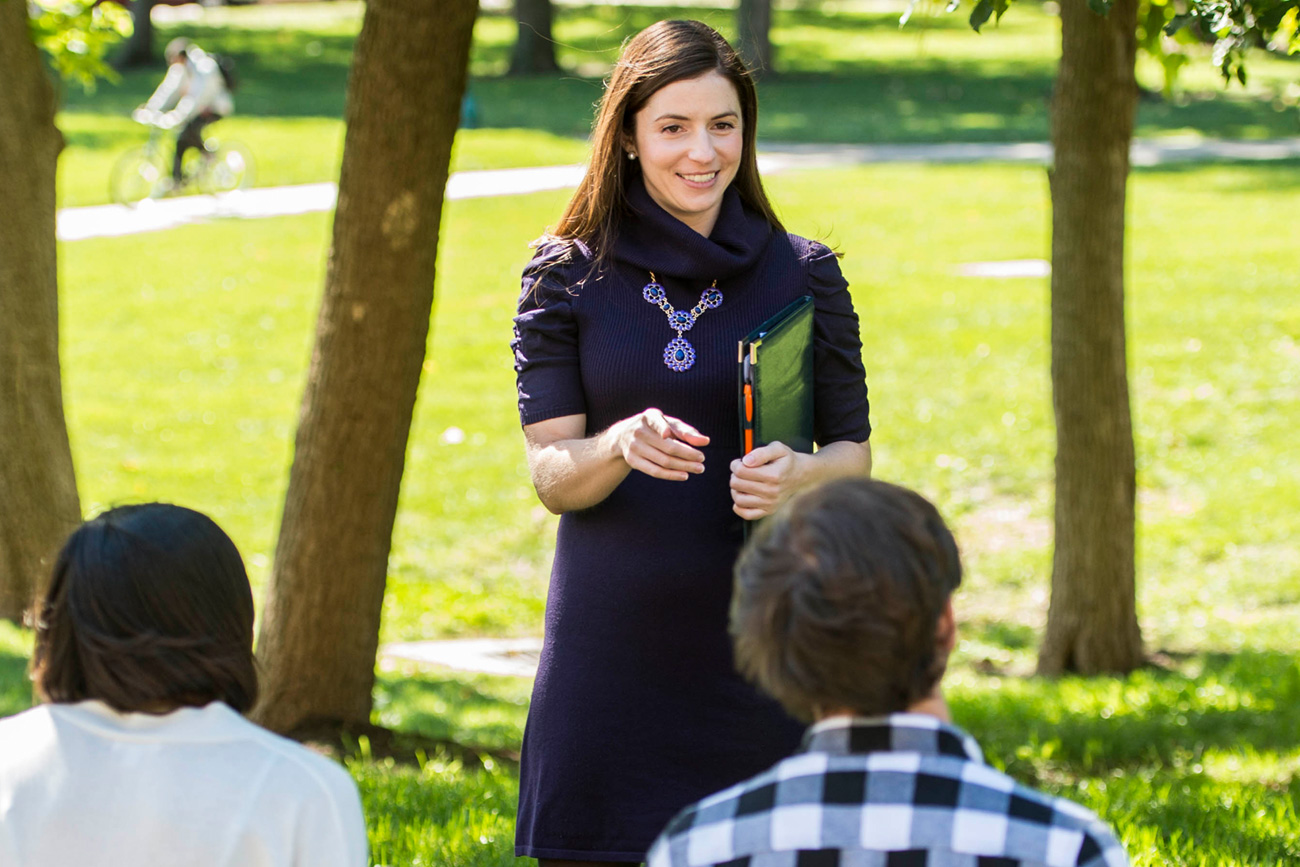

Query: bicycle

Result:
[110,115,255,206]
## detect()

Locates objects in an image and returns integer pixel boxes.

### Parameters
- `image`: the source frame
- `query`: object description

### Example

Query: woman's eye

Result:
[714,121,736,131]
[661,124,683,134]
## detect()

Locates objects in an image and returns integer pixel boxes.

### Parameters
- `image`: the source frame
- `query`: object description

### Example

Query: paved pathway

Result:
[382,637,542,678]
[58,137,1300,243]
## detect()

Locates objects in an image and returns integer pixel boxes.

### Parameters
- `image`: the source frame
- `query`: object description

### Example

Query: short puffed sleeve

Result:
[511,243,590,426]
[803,239,872,445]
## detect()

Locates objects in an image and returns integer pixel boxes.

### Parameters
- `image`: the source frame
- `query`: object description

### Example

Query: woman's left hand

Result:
[729,441,804,520]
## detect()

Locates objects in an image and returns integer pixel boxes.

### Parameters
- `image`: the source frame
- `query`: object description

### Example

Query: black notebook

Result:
[738,295,815,459]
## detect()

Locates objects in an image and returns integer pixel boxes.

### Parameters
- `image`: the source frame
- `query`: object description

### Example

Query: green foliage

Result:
[1166,0,1300,84]
[926,0,1298,92]
[25,0,130,90]
[1139,0,1193,96]
[967,0,1015,33]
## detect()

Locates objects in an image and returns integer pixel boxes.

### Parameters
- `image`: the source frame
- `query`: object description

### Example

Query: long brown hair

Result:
[546,20,783,262]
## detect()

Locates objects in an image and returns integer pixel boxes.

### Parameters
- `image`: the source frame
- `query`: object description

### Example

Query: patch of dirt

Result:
[287,718,520,769]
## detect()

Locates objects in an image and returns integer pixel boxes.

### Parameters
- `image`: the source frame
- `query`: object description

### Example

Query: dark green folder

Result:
[738,294,815,462]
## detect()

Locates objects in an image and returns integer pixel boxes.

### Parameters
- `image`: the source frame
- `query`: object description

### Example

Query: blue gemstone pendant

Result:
[664,336,695,372]
[643,272,717,373]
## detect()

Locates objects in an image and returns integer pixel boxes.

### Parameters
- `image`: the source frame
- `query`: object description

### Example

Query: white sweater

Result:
[0,700,368,867]
[144,47,235,126]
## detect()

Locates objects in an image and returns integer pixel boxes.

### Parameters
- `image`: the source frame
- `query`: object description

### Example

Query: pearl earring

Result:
[626,152,637,161]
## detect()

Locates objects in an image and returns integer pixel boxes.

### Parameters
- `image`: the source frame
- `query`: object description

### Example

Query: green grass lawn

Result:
[0,155,1293,863]
[52,1,1300,207]
[7,1,1297,862]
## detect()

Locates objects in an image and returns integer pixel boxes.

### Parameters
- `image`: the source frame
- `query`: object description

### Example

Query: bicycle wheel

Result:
[200,140,255,194]
[110,145,170,205]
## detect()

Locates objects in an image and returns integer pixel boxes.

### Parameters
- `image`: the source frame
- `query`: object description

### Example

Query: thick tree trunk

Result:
[509,0,559,75]
[1038,0,1144,675]
[0,1,82,623]
[737,0,775,77]
[252,0,478,733]
[114,0,159,70]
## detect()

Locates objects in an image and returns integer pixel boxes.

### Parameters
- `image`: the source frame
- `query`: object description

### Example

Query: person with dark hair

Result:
[646,479,1130,867]
[511,19,872,866]
[0,503,368,867]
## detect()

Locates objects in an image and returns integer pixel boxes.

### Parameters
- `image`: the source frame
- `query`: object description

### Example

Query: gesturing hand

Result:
[614,408,710,482]
[729,441,802,519]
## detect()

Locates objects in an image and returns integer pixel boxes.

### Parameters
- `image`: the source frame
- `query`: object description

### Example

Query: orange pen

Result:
[743,382,754,455]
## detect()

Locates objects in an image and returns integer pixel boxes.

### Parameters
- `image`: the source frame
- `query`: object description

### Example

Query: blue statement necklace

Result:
[642,272,724,372]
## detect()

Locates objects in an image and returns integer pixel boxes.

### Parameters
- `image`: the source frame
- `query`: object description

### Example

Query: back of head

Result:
[32,503,258,714]
[731,478,962,721]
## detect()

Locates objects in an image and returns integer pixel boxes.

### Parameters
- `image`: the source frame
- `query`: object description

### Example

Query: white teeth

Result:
[681,172,717,182]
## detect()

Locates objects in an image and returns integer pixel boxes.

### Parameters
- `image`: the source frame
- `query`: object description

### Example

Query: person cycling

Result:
[133,38,234,190]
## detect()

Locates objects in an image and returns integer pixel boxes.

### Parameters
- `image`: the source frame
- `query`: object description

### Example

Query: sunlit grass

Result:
[9,158,1288,862]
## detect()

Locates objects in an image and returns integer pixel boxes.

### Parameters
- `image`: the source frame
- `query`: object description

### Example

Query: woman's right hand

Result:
[607,408,709,481]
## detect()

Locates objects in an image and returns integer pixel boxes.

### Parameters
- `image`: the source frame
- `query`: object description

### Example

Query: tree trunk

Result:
[737,0,775,77]
[0,1,82,623]
[1038,0,1144,675]
[252,0,478,734]
[508,0,559,76]
[114,0,159,70]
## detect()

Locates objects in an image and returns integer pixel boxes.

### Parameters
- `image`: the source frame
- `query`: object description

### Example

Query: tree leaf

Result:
[969,0,995,31]
[1087,0,1115,16]
[25,0,129,91]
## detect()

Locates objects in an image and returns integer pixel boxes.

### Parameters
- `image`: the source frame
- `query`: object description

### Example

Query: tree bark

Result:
[1038,0,1145,675]
[114,0,159,70]
[508,0,559,76]
[252,0,478,733]
[737,0,775,77]
[0,1,82,623]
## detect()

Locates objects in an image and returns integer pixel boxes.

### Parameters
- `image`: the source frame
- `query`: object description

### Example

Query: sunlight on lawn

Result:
[8,2,1298,862]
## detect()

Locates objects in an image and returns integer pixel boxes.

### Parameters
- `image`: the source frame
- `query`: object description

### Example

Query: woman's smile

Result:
[679,171,719,186]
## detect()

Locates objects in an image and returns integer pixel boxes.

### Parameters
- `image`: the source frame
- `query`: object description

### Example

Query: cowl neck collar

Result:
[611,178,772,281]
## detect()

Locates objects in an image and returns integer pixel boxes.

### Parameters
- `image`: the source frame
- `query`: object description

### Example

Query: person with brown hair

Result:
[511,19,872,865]
[646,478,1130,867]
[0,503,367,867]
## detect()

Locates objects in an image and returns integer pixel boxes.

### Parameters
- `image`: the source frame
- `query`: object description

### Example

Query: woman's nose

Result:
[687,130,715,163]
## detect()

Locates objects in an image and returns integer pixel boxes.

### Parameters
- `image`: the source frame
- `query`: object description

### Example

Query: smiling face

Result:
[627,71,743,238]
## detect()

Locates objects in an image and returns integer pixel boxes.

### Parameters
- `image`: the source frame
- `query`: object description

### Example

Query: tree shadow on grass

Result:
[950,649,1300,781]
[60,30,355,119]
[55,9,1296,144]
[292,669,529,769]
[1134,157,1300,192]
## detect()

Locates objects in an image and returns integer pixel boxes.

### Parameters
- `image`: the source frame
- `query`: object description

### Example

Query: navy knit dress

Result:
[511,180,872,862]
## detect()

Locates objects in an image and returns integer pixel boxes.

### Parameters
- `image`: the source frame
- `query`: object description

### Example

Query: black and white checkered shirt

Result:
[646,714,1129,867]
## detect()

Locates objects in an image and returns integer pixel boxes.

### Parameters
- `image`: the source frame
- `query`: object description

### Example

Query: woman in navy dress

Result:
[511,20,872,866]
